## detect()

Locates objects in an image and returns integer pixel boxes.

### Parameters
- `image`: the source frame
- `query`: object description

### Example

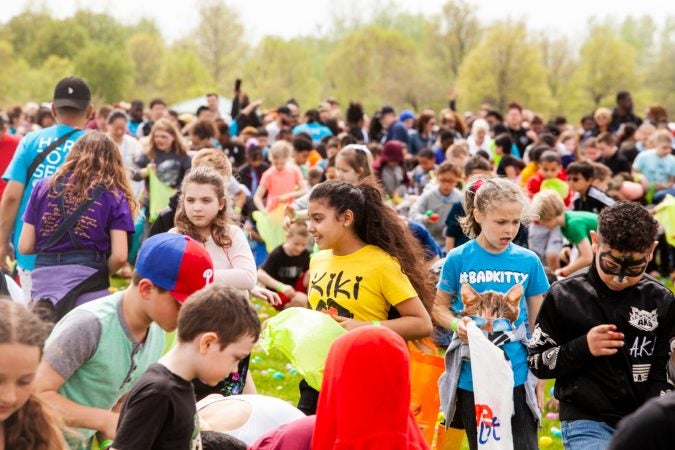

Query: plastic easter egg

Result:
[437,411,446,423]
[285,363,293,370]
[551,427,562,438]
[260,370,268,376]
[273,372,284,380]
[539,436,553,447]
[289,368,298,375]
[259,313,269,320]
[549,387,554,396]
[430,213,440,223]
[546,412,558,420]
[425,210,434,217]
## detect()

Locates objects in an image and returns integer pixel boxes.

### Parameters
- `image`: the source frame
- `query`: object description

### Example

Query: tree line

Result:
[1,0,674,123]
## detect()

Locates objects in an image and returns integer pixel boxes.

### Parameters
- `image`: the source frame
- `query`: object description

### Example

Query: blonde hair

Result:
[594,107,612,121]
[146,117,189,160]
[192,147,232,178]
[531,190,565,222]
[652,129,673,146]
[51,132,138,217]
[460,175,530,238]
[269,140,292,160]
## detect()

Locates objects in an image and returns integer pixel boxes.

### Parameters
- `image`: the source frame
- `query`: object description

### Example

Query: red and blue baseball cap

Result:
[136,233,214,303]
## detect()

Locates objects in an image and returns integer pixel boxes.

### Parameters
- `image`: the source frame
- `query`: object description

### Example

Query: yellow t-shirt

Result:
[520,162,538,187]
[308,245,418,321]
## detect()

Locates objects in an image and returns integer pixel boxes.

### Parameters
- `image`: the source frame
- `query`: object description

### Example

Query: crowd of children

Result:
[2,77,675,450]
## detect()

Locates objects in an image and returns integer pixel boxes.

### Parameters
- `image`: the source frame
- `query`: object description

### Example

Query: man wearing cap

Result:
[0,76,92,299]
[34,233,214,448]
[380,105,410,147]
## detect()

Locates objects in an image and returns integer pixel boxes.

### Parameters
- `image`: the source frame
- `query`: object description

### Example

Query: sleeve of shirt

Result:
[112,384,168,449]
[214,226,257,290]
[527,286,594,379]
[134,153,150,169]
[408,191,428,223]
[259,169,272,191]
[525,254,550,297]
[22,180,43,225]
[42,309,102,380]
[444,201,464,238]
[646,295,675,396]
[261,246,282,278]
[437,251,459,295]
[3,135,31,184]
[380,256,418,306]
[632,152,645,172]
[109,191,136,232]
[564,219,587,244]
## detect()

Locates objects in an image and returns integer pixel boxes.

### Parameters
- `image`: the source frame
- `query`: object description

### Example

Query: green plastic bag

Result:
[259,308,346,390]
[148,168,175,223]
[655,194,675,246]
[252,205,286,252]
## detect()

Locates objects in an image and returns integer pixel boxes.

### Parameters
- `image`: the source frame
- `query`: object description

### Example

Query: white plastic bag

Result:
[467,321,514,449]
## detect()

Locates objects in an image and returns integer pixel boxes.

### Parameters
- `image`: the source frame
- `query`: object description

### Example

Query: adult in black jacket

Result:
[528,201,675,450]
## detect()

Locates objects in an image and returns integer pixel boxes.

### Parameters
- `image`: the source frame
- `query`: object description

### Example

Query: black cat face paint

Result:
[598,250,648,282]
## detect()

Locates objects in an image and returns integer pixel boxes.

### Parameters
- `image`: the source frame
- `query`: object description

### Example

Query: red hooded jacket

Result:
[312,326,429,450]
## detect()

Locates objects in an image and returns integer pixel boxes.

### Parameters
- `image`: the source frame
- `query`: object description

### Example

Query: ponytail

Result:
[459,175,530,239]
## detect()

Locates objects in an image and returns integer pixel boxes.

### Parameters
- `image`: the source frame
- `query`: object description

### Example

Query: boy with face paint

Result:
[527,201,675,450]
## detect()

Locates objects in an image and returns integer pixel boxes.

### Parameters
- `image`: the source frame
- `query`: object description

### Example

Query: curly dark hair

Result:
[309,178,435,316]
[598,201,657,252]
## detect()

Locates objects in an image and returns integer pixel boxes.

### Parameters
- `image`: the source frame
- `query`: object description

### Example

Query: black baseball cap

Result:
[380,105,395,116]
[53,77,91,110]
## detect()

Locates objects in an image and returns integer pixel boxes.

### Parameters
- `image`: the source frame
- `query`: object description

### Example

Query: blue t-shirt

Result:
[292,122,333,144]
[437,240,549,391]
[632,149,675,184]
[2,125,85,270]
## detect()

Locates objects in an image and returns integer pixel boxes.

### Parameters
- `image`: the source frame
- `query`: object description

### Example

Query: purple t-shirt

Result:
[23,177,135,253]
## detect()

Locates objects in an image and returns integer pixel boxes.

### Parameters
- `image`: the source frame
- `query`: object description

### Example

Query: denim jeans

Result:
[36,249,107,271]
[455,385,538,450]
[561,419,615,450]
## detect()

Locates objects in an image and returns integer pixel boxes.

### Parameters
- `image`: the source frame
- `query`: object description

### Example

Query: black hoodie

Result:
[528,260,675,427]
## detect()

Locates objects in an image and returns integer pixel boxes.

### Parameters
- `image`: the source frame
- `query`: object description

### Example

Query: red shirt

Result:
[526,169,572,206]
[0,133,20,198]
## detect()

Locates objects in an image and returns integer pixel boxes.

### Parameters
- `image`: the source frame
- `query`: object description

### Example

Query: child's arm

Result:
[107,229,129,275]
[432,289,472,342]
[257,268,294,297]
[214,227,257,290]
[527,290,623,379]
[556,237,593,277]
[35,359,119,438]
[336,296,433,341]
[526,294,544,335]
[18,222,36,255]
[253,184,268,212]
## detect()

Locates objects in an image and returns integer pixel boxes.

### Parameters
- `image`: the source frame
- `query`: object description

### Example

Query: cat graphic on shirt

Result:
[459,283,523,333]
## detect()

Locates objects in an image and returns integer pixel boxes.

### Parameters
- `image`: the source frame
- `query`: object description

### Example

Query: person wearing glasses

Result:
[567,161,615,214]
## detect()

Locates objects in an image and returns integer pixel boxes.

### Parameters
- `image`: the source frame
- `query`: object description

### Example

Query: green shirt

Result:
[562,211,598,244]
[44,292,165,444]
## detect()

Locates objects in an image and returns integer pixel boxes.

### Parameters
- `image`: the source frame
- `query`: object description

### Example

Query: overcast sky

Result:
[4,0,670,43]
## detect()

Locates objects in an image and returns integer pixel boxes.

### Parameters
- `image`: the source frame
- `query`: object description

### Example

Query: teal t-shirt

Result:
[562,211,598,244]
[2,124,85,270]
[437,240,549,391]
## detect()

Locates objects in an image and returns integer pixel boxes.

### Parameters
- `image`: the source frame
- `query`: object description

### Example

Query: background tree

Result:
[456,21,553,114]
[193,0,247,94]
[430,0,481,79]
[572,24,638,108]
[74,42,133,103]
